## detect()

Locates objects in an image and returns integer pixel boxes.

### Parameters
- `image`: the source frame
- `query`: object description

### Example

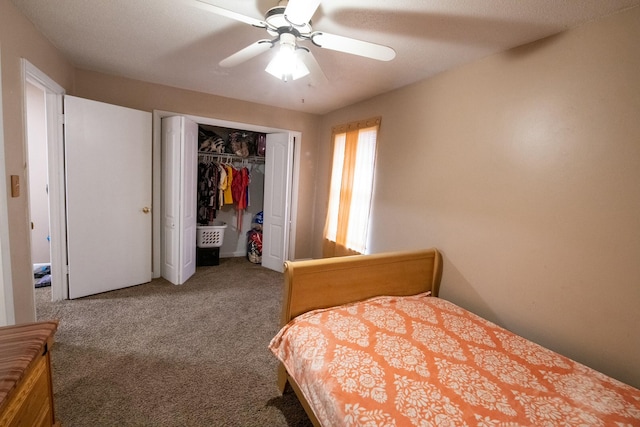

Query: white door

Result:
[161,116,197,285]
[65,96,152,299]
[262,133,293,272]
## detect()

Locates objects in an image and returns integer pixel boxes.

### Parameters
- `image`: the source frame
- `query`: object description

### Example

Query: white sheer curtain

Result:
[325,133,345,243]
[324,118,379,257]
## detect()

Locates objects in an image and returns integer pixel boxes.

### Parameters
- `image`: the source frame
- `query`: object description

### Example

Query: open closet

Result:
[160,115,296,285]
[195,124,266,266]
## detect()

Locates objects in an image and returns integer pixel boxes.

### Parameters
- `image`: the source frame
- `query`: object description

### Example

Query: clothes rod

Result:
[198,152,265,164]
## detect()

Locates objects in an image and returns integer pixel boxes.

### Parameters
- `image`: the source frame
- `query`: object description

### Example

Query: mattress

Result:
[270,292,640,426]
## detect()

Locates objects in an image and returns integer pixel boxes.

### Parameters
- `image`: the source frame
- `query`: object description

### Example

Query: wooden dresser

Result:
[0,320,60,427]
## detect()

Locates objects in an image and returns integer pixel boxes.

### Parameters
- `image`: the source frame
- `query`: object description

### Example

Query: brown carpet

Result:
[36,257,313,427]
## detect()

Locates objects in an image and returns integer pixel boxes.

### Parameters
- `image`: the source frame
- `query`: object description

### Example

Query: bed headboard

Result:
[280,248,442,325]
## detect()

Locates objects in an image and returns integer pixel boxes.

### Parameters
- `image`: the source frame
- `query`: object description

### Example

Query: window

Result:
[323,117,380,257]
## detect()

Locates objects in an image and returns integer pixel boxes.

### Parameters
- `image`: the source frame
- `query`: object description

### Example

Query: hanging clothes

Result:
[197,161,219,224]
[217,163,228,208]
[197,155,259,234]
[224,164,234,205]
[245,166,251,208]
[231,167,250,232]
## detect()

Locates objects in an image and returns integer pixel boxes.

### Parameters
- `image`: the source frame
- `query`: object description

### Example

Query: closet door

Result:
[262,133,293,272]
[65,96,152,299]
[161,116,197,285]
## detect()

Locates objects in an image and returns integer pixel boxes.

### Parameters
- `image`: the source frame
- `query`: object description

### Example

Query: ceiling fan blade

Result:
[219,40,273,68]
[284,0,321,27]
[311,32,396,61]
[298,49,328,85]
[193,0,266,28]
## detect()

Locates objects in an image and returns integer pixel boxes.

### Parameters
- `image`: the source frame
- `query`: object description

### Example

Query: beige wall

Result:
[73,69,320,261]
[0,0,75,323]
[317,6,640,387]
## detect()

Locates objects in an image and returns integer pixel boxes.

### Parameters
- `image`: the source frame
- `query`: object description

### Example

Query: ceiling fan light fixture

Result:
[206,0,397,83]
[265,33,309,82]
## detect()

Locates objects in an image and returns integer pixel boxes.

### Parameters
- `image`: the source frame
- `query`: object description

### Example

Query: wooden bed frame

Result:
[276,248,443,426]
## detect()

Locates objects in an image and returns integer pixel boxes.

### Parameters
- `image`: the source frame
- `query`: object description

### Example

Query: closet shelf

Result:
[198,151,265,164]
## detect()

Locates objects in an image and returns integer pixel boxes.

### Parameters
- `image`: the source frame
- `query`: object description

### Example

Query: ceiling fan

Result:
[193,0,396,82]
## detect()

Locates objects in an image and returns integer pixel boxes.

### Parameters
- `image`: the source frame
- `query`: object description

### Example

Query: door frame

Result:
[152,110,301,277]
[0,46,15,325]
[21,60,67,302]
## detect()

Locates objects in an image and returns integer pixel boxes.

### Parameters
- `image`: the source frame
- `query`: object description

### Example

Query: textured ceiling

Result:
[11,0,640,114]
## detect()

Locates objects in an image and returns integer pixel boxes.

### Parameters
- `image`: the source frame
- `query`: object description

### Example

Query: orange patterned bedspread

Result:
[269,293,640,427]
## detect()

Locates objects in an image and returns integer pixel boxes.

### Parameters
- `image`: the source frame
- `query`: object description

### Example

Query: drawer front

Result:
[0,354,53,427]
